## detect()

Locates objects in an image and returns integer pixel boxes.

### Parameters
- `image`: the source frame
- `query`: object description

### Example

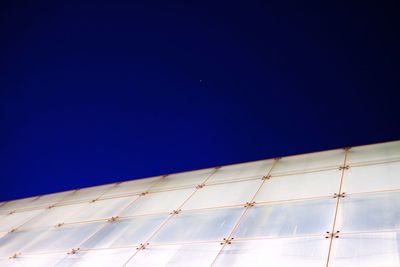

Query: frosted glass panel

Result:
[0,209,45,232]
[0,198,34,214]
[182,179,262,210]
[24,191,74,207]
[19,203,87,230]
[57,184,114,204]
[0,203,6,215]
[206,160,273,184]
[121,188,195,216]
[255,169,341,203]
[347,141,400,165]
[100,176,161,198]
[0,140,398,266]
[0,197,39,214]
[0,252,66,267]
[336,192,400,232]
[272,149,345,175]
[343,162,400,194]
[126,243,221,267]
[0,228,46,257]
[82,214,168,249]
[234,199,336,238]
[65,196,138,223]
[330,232,400,267]
[151,207,243,244]
[22,222,105,253]
[213,237,329,267]
[56,248,136,267]
[0,191,74,213]
[149,168,216,191]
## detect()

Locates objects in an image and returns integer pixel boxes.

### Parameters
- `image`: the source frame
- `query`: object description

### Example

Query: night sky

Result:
[1,1,399,202]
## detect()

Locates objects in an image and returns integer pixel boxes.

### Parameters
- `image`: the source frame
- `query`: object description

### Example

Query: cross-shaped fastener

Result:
[244,201,256,207]
[262,175,271,180]
[108,216,119,222]
[170,209,181,215]
[68,248,80,255]
[333,192,346,198]
[220,237,234,245]
[136,243,149,250]
[196,183,205,189]
[9,253,21,259]
[325,231,340,238]
[339,165,350,170]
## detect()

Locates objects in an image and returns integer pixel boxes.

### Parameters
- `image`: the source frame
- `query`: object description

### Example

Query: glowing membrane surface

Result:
[0,140,399,266]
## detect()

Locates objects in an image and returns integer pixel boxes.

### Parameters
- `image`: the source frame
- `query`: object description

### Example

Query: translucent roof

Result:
[0,140,399,266]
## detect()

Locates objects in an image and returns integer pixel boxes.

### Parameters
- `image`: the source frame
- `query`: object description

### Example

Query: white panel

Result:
[0,228,46,257]
[182,179,262,210]
[234,199,336,238]
[65,196,138,223]
[100,176,162,198]
[22,222,105,254]
[23,191,75,208]
[0,203,6,215]
[125,242,222,267]
[343,162,400,194]
[271,149,345,175]
[0,209,45,232]
[121,188,195,217]
[149,168,216,191]
[0,252,66,267]
[1,141,399,266]
[0,197,39,214]
[206,160,274,184]
[56,184,114,205]
[56,248,136,267]
[213,237,329,267]
[255,169,341,203]
[0,216,4,229]
[0,198,37,214]
[330,232,400,267]
[81,214,169,249]
[151,207,244,244]
[18,203,87,230]
[0,191,74,213]
[336,192,400,233]
[347,140,400,166]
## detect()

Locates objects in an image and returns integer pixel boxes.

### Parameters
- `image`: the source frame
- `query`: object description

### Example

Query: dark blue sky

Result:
[1,1,399,201]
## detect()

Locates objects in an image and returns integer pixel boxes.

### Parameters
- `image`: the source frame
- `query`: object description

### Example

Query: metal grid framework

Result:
[0,140,399,266]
